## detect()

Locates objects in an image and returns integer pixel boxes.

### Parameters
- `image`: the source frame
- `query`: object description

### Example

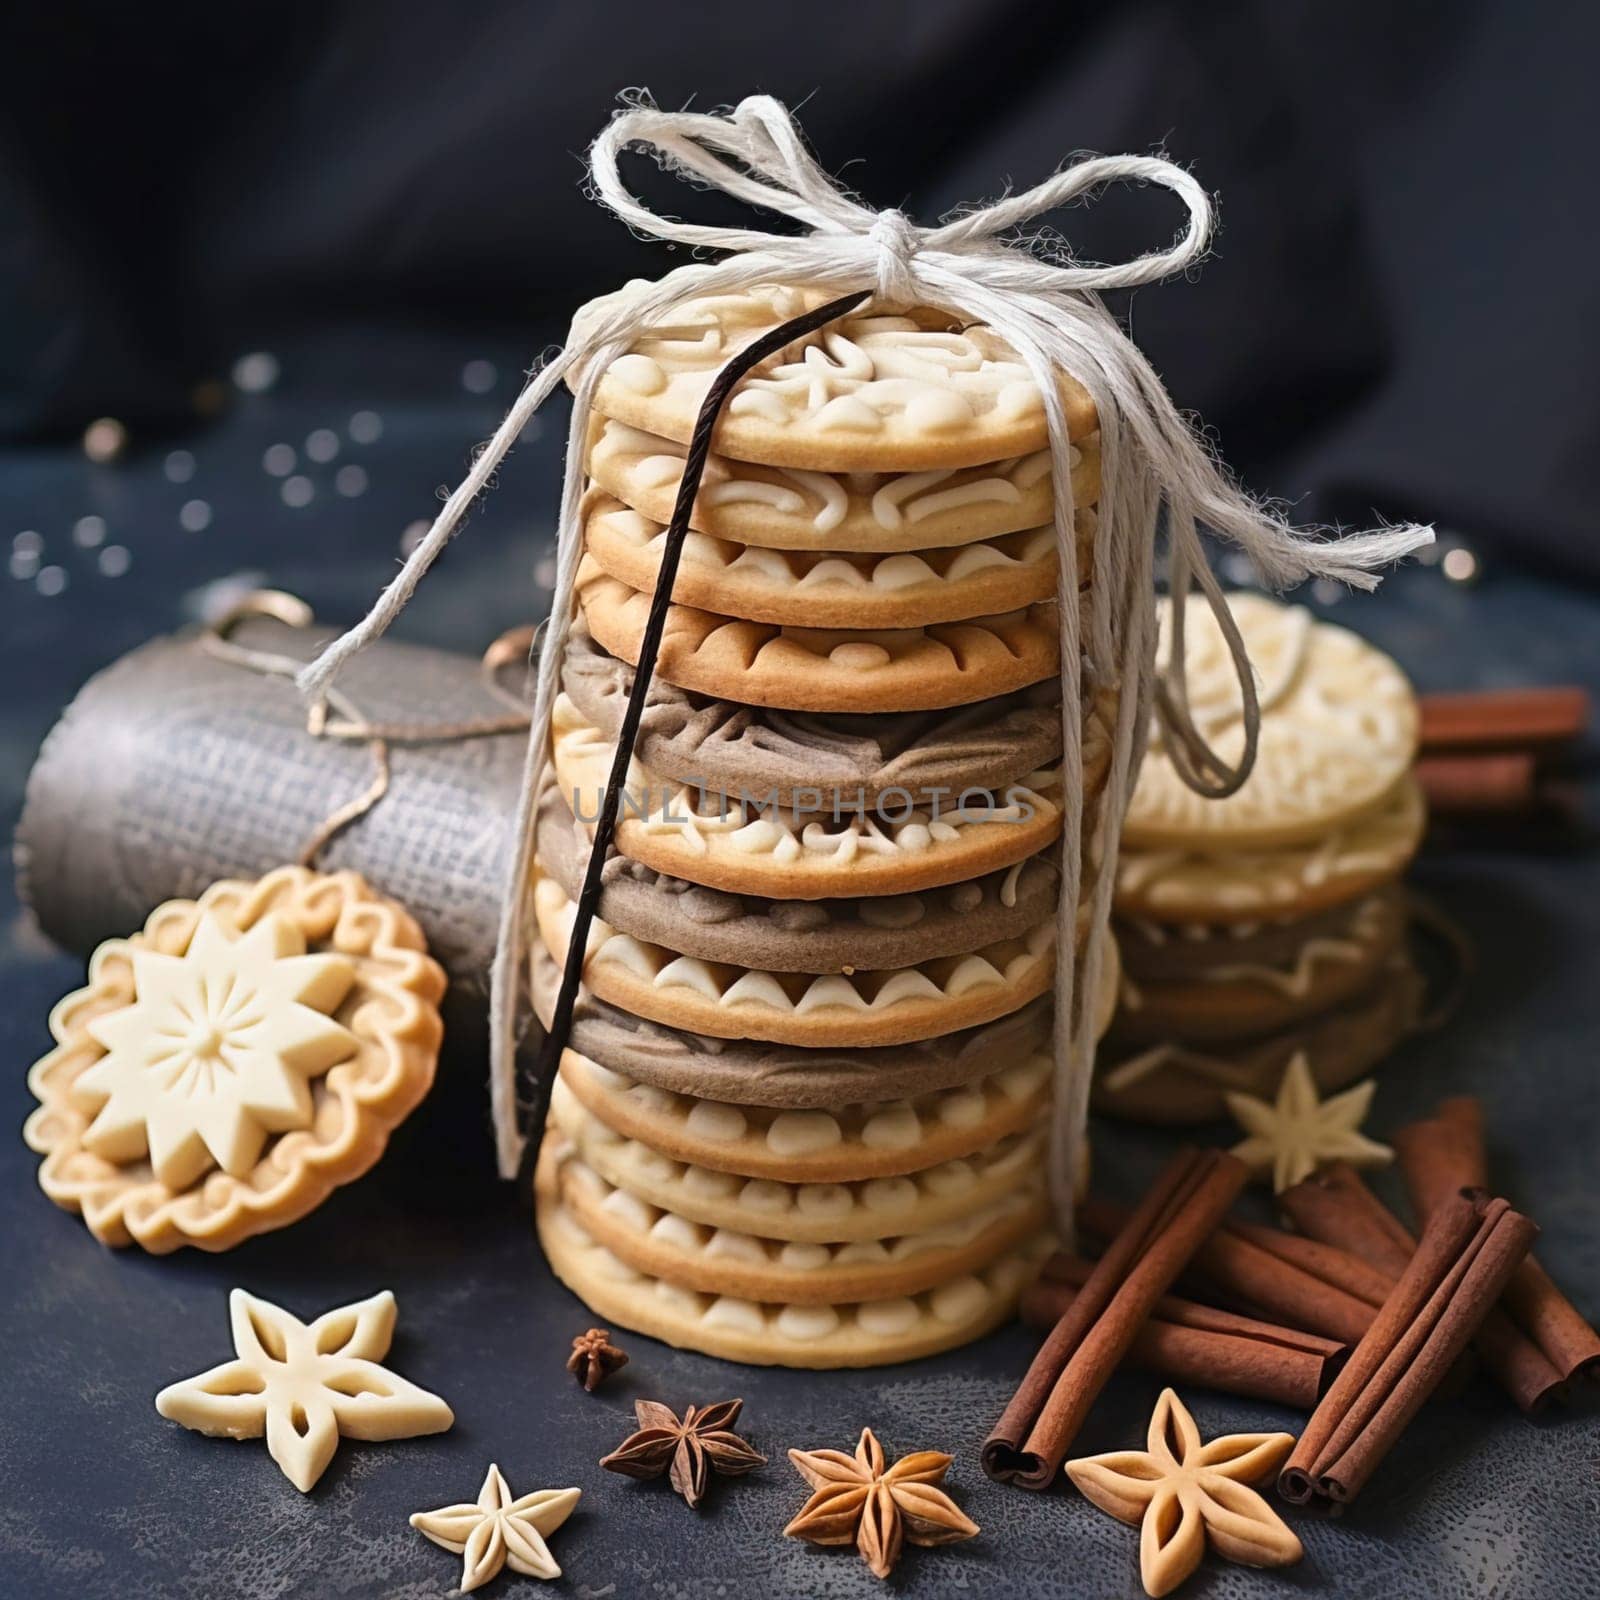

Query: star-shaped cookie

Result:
[1224,1052,1393,1192]
[1066,1389,1300,1597]
[77,910,356,1189]
[156,1288,453,1491]
[411,1464,580,1590]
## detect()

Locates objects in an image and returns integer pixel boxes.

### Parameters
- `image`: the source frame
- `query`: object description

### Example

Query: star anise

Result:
[566,1327,628,1392]
[599,1398,765,1507]
[784,1426,979,1580]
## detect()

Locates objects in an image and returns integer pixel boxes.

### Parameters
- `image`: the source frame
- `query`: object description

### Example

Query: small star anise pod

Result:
[599,1398,765,1508]
[566,1328,628,1392]
[784,1426,979,1579]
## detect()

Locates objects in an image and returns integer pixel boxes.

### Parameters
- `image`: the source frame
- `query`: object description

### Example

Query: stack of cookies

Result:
[529,282,1115,1366]
[1097,593,1426,1122]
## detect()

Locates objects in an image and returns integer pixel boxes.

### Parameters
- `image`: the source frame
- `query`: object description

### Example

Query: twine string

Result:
[201,591,532,867]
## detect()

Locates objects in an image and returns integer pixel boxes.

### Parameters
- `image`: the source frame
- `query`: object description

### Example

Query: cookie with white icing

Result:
[531,941,1054,1108]
[549,1077,1047,1243]
[586,415,1100,551]
[561,619,1091,806]
[549,691,1064,900]
[1114,888,1407,1044]
[534,779,1063,971]
[533,865,1054,1048]
[1095,951,1424,1123]
[582,489,1077,629]
[536,1176,1054,1368]
[577,557,1058,711]
[571,280,1097,470]
[544,1135,1051,1306]
[555,1046,1053,1183]
[1126,593,1420,852]
[1115,775,1424,924]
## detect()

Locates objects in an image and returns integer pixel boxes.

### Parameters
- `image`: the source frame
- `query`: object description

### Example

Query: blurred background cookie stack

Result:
[529,283,1115,1366]
[1097,593,1426,1122]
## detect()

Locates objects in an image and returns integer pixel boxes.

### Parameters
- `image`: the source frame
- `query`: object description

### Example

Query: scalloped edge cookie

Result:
[537,1179,1055,1367]
[586,415,1100,550]
[532,866,1054,1049]
[25,868,445,1253]
[555,1046,1053,1183]
[1114,889,1406,1044]
[577,557,1059,711]
[581,489,1076,629]
[549,1076,1046,1243]
[572,281,1098,470]
[544,1135,1051,1307]
[548,694,1069,900]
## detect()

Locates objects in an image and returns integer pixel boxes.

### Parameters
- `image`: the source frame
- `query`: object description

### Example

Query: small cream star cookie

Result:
[77,909,357,1188]
[411,1465,581,1590]
[1224,1052,1393,1192]
[1066,1388,1301,1597]
[156,1288,453,1491]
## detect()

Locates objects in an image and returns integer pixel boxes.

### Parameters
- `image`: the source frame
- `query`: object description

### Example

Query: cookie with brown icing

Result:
[534,776,1064,972]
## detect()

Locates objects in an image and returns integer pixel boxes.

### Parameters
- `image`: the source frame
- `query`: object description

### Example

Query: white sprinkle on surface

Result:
[179,499,213,533]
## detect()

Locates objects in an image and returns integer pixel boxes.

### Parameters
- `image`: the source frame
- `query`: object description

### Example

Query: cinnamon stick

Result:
[1418,687,1589,753]
[1416,753,1536,816]
[1080,1196,1385,1347]
[983,1147,1246,1489]
[1396,1098,1600,1387]
[1280,1189,1536,1510]
[1280,1162,1565,1413]
[1023,1256,1345,1409]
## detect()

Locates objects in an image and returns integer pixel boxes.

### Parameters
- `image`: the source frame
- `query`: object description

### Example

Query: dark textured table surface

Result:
[2,332,1597,1600]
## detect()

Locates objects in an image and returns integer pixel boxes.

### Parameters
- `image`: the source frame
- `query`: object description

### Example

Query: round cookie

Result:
[536,1183,1054,1369]
[532,944,1052,1107]
[586,415,1102,551]
[555,1046,1053,1183]
[533,867,1055,1048]
[545,1137,1051,1305]
[577,557,1059,712]
[571,280,1098,470]
[1095,951,1424,1123]
[549,1077,1048,1243]
[1114,889,1407,1044]
[549,691,1065,899]
[535,776,1063,972]
[560,619,1091,806]
[581,490,1075,629]
[1126,593,1420,852]
[25,866,445,1254]
[1115,775,1425,924]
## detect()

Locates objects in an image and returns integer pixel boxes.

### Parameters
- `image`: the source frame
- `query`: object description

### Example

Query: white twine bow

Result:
[298,94,1431,1204]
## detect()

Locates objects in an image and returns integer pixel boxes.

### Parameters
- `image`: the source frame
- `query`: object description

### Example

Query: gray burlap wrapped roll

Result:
[15,604,532,994]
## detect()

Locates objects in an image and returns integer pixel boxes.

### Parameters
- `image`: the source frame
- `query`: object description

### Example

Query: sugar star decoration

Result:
[784,1426,979,1580]
[599,1399,765,1508]
[156,1288,453,1492]
[1224,1051,1393,1193]
[411,1465,581,1591]
[1066,1389,1301,1598]
[76,910,357,1189]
